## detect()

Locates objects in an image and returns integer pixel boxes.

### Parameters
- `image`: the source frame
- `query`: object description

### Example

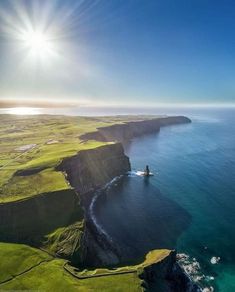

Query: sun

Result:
[23,31,50,52]
[17,28,57,63]
[20,29,54,57]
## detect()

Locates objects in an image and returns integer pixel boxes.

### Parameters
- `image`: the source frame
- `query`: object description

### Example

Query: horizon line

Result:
[0,98,235,109]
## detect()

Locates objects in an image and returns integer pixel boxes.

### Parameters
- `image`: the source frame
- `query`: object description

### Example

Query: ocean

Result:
[92,109,235,292]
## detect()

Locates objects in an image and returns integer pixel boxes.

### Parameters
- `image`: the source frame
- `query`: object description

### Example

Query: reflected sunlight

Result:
[7,107,41,115]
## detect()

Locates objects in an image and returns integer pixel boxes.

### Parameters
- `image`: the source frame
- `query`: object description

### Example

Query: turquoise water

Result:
[94,109,235,291]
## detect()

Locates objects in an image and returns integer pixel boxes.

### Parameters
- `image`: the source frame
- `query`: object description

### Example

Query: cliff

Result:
[0,189,82,244]
[139,250,201,292]
[56,143,131,266]
[0,143,131,265]
[80,116,191,142]
[57,143,131,195]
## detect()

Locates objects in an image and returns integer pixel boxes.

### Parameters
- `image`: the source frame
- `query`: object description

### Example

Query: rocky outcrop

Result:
[80,116,191,142]
[57,143,131,195]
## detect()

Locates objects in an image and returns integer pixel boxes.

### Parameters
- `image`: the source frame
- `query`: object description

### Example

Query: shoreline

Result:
[80,176,125,267]
[82,171,203,291]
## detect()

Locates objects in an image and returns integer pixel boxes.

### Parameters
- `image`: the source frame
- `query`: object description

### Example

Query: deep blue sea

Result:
[93,109,235,292]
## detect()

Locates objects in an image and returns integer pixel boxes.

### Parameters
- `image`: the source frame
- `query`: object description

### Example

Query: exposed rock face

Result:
[80,116,191,142]
[80,218,120,267]
[57,143,131,195]
[0,189,82,245]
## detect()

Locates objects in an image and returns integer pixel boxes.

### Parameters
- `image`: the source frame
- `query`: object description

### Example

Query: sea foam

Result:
[89,175,123,243]
[177,253,215,291]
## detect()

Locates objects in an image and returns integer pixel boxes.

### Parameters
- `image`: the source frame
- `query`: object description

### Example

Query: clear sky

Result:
[0,0,235,107]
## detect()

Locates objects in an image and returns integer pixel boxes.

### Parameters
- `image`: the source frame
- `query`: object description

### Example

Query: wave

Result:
[88,175,123,243]
[127,170,139,177]
[127,170,156,177]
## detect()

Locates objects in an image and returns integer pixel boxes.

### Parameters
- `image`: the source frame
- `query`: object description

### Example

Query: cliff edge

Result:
[80,116,191,142]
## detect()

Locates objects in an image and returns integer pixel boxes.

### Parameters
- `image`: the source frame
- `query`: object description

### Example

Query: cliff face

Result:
[80,116,191,142]
[55,143,130,266]
[57,143,131,195]
[139,251,201,292]
[0,189,82,244]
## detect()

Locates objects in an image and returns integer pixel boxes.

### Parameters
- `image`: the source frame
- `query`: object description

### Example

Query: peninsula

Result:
[0,114,198,291]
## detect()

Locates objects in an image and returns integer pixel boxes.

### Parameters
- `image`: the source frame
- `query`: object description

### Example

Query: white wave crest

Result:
[202,287,214,292]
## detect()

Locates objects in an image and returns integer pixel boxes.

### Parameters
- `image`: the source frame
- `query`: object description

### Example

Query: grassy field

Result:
[0,168,71,202]
[0,242,52,283]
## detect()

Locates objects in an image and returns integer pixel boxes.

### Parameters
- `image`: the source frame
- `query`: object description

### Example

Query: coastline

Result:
[0,114,200,291]
[75,116,203,290]
[81,172,202,291]
[80,176,124,267]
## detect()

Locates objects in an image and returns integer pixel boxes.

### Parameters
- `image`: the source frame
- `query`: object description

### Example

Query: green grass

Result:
[44,221,84,262]
[68,249,171,278]
[0,242,52,283]
[0,168,70,202]
[1,260,143,292]
[0,242,144,291]
[142,249,171,266]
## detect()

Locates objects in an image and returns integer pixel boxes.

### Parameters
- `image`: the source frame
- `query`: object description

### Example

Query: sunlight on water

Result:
[4,107,41,115]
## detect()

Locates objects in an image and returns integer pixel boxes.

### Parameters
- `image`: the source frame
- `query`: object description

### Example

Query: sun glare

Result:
[0,1,80,66]
[22,31,51,52]
[7,107,41,115]
[19,29,56,59]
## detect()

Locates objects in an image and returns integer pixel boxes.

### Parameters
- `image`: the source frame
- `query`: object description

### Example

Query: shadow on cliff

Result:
[93,175,192,265]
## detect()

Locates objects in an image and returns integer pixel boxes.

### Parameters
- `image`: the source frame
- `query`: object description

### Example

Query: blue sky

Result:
[0,0,235,107]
